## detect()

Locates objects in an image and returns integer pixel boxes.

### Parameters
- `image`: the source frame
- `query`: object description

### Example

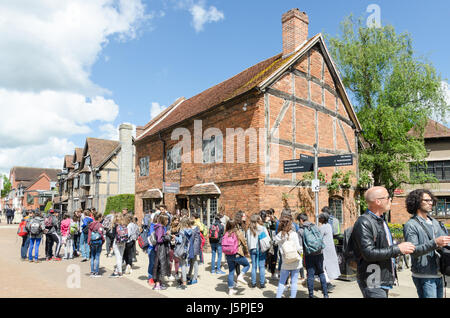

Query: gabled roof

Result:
[11,167,61,188]
[135,33,361,143]
[72,148,84,166]
[64,155,74,169]
[83,138,120,169]
[408,119,450,139]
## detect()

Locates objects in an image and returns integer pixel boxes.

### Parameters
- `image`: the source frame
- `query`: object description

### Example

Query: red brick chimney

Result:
[282,9,309,57]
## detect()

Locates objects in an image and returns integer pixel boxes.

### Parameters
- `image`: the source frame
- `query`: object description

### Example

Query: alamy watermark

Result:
[367,4,382,28]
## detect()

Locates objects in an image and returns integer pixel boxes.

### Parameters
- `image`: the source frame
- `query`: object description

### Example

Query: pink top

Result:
[61,219,71,237]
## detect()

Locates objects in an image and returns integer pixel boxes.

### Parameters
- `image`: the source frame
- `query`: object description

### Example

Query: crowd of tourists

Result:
[15,186,450,298]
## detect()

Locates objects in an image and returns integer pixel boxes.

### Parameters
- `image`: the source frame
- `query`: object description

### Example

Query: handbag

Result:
[258,230,272,254]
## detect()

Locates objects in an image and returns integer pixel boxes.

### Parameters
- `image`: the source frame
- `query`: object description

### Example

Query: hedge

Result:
[104,194,135,216]
[389,222,450,241]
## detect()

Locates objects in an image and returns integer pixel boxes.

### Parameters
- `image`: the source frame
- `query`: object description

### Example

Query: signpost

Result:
[284,150,354,224]
[163,182,180,194]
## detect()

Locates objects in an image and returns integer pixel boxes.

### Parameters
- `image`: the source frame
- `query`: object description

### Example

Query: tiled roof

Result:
[64,155,74,169]
[73,148,84,164]
[141,189,163,199]
[186,183,221,196]
[85,138,120,168]
[12,167,61,183]
[137,51,297,141]
[409,119,450,139]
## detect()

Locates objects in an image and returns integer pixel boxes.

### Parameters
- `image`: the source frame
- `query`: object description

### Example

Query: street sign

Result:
[318,154,353,168]
[283,159,313,173]
[311,179,320,192]
[163,182,180,194]
[299,154,314,162]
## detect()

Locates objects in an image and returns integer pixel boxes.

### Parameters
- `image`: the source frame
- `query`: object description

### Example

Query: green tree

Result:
[1,175,11,198]
[326,16,449,195]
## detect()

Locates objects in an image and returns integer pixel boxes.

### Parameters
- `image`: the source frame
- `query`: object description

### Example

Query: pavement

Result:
[1,223,448,298]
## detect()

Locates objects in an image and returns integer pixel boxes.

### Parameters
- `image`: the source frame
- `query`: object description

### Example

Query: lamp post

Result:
[57,172,62,222]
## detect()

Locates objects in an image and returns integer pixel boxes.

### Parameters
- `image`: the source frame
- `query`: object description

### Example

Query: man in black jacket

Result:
[353,186,415,298]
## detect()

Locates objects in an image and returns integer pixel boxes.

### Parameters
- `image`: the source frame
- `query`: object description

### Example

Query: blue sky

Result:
[0,0,448,177]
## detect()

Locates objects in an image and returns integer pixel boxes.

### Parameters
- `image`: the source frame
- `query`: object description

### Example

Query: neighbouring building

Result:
[61,123,135,214]
[391,120,450,225]
[5,166,60,222]
[134,9,363,229]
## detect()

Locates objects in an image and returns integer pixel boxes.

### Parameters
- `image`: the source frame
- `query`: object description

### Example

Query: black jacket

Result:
[352,211,401,288]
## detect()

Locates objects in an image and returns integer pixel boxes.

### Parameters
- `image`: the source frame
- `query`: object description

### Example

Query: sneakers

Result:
[228,288,237,296]
[46,257,53,261]
[237,274,246,284]
[327,283,336,292]
[166,275,176,282]
[176,284,187,290]
[148,278,155,286]
[81,258,88,262]
[28,259,34,263]
[250,283,256,288]
[153,284,168,290]
[53,257,62,261]
[93,273,101,278]
[260,284,265,289]
[216,270,226,275]
[125,265,132,274]
[187,279,198,285]
[109,272,122,278]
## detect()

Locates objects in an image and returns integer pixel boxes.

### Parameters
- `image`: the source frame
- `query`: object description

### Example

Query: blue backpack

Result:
[302,224,325,255]
[188,227,202,259]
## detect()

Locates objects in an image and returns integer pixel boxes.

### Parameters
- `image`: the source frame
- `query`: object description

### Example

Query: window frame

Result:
[139,156,149,177]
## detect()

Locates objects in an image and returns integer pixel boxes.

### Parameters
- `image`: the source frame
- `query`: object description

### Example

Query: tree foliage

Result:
[1,175,11,198]
[104,194,135,215]
[326,16,449,194]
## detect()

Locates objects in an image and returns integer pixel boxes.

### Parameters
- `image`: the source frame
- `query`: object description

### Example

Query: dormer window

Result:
[75,162,79,170]
[85,155,91,167]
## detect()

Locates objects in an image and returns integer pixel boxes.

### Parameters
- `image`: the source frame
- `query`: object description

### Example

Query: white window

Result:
[74,177,79,189]
[167,146,181,171]
[203,136,223,164]
[139,156,149,176]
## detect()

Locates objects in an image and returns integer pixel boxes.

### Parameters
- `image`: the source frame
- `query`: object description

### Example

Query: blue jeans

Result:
[21,236,30,259]
[147,248,156,279]
[276,269,300,298]
[305,254,328,297]
[225,254,250,288]
[250,249,266,285]
[90,241,102,274]
[80,231,90,259]
[412,277,444,298]
[28,238,41,261]
[210,242,223,272]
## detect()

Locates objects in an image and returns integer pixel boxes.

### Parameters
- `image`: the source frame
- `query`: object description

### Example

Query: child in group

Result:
[123,215,139,274]
[246,214,269,288]
[168,216,181,281]
[26,210,45,263]
[273,215,303,298]
[174,217,192,290]
[209,214,226,274]
[187,216,202,285]
[223,219,250,296]
[147,214,157,287]
[88,212,105,277]
[60,213,74,260]
[110,214,127,277]
[153,214,171,290]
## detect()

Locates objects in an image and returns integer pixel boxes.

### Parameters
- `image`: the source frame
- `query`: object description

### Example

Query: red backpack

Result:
[17,221,28,237]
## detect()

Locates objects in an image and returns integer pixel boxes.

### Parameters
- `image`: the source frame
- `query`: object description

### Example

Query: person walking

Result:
[246,214,269,288]
[26,210,45,263]
[223,219,250,296]
[60,213,73,260]
[80,210,93,262]
[297,212,328,298]
[123,215,139,274]
[274,215,302,298]
[102,211,115,258]
[318,212,341,291]
[403,189,450,298]
[88,212,105,277]
[110,214,128,278]
[352,186,416,298]
[209,214,226,275]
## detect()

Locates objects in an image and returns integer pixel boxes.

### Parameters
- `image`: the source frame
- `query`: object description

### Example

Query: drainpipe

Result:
[159,132,166,205]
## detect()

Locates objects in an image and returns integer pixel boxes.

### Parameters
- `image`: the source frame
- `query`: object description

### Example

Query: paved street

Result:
[1,224,448,298]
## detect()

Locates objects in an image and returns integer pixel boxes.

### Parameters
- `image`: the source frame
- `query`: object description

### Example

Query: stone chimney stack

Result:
[282,9,309,57]
[118,123,135,195]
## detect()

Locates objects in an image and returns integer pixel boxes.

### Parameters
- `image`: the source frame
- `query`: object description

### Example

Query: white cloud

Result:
[0,0,150,174]
[150,102,167,119]
[98,123,136,141]
[189,3,224,32]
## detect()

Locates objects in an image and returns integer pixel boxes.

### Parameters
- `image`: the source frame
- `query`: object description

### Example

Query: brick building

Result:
[134,9,362,228]
[6,167,60,220]
[391,120,450,225]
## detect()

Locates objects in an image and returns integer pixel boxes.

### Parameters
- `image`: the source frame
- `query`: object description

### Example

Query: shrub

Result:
[104,194,135,215]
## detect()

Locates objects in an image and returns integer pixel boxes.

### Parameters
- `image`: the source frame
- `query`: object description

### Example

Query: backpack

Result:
[258,230,272,254]
[115,225,128,243]
[29,219,42,235]
[44,215,53,228]
[329,215,341,236]
[188,228,202,258]
[174,232,190,259]
[82,218,93,234]
[209,224,220,242]
[148,230,157,247]
[70,223,79,235]
[91,230,102,242]
[222,232,239,255]
[17,221,28,237]
[302,224,325,255]
[137,229,149,250]
[142,214,152,229]
[102,214,113,231]
[281,235,300,264]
